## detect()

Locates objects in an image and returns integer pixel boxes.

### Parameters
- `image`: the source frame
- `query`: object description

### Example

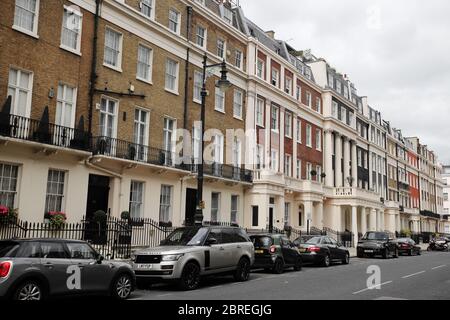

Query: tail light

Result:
[307,246,321,253]
[269,245,276,254]
[401,244,409,248]
[0,261,12,278]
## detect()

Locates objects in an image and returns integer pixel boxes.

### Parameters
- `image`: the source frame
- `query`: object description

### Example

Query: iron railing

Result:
[0,114,90,151]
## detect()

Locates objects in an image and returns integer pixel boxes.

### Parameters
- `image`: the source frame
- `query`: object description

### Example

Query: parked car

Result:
[0,239,136,300]
[293,236,350,267]
[357,232,399,259]
[250,234,302,274]
[392,238,421,256]
[131,226,254,291]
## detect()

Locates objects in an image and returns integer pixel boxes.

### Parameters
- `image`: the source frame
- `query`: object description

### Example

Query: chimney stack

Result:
[265,30,275,39]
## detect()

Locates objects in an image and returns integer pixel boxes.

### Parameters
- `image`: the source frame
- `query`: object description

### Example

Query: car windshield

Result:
[363,232,388,241]
[0,241,19,258]
[161,227,209,246]
[305,237,322,245]
[251,236,273,247]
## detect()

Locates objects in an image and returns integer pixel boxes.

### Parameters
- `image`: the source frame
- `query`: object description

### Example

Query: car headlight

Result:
[162,254,184,261]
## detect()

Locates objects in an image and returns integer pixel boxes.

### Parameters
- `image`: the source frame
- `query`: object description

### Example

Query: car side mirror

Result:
[338,242,343,247]
[206,238,218,246]
[97,255,104,264]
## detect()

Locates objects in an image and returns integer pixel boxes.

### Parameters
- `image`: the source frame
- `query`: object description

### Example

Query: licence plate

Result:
[137,264,153,270]
[364,250,374,253]
[255,250,264,254]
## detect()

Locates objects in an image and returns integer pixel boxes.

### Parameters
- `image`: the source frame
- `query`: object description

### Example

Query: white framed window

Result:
[233,90,243,119]
[196,25,206,48]
[56,84,77,129]
[316,97,321,113]
[270,149,278,172]
[45,169,66,214]
[212,134,224,166]
[296,85,301,101]
[232,137,241,168]
[306,163,312,180]
[336,80,342,93]
[192,125,201,164]
[168,8,180,34]
[130,181,144,219]
[193,71,203,103]
[285,77,292,95]
[306,124,312,147]
[296,159,301,179]
[0,163,19,208]
[211,192,221,222]
[316,166,322,182]
[284,154,292,177]
[315,129,322,151]
[134,108,149,161]
[140,0,154,19]
[163,117,176,165]
[231,195,239,224]
[217,39,226,59]
[235,50,243,69]
[357,149,362,167]
[103,27,123,71]
[165,58,179,93]
[256,59,264,78]
[215,87,225,112]
[285,112,292,138]
[332,101,338,118]
[8,68,33,117]
[256,144,264,169]
[60,5,82,54]
[137,44,153,83]
[271,68,279,87]
[159,185,173,223]
[99,97,118,139]
[222,6,233,24]
[306,92,312,107]
[296,119,302,143]
[13,0,40,37]
[271,105,279,131]
[256,98,264,127]
[284,202,290,226]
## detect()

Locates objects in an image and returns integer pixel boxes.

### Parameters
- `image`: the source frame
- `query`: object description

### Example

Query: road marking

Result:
[352,281,393,295]
[402,271,426,279]
[432,265,446,270]
[157,293,173,297]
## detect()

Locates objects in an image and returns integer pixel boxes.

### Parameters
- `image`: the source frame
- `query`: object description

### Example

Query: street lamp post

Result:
[194,54,231,226]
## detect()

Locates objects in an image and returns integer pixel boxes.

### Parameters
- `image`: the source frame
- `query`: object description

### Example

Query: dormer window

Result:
[223,7,233,24]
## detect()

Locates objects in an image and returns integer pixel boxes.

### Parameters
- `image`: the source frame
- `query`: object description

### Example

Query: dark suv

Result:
[0,239,136,300]
[357,232,399,259]
[250,234,302,274]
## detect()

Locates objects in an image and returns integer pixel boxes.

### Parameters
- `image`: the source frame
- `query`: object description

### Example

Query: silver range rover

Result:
[131,226,255,290]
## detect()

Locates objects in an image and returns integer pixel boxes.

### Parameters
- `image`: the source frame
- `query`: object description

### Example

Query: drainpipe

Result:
[88,0,102,138]
[183,6,193,139]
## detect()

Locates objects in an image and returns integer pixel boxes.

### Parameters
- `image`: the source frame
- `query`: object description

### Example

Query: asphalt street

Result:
[130,252,450,300]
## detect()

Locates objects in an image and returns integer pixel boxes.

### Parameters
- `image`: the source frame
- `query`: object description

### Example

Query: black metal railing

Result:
[196,163,253,183]
[0,114,90,151]
[323,227,354,247]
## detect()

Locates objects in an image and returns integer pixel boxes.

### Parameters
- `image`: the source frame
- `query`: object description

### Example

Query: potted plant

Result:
[0,205,9,225]
[47,212,67,228]
[121,211,130,220]
[310,170,317,177]
[320,173,327,179]
[159,221,173,228]
[93,210,107,223]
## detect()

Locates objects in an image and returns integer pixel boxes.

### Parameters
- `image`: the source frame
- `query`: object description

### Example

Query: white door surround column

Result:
[351,140,358,187]
[315,201,324,229]
[361,207,367,236]
[324,130,334,187]
[335,133,343,187]
[351,206,358,247]
[343,137,351,187]
[369,208,377,231]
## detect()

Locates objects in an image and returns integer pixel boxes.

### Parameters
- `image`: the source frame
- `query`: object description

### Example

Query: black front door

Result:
[185,188,197,226]
[86,174,110,220]
[269,207,274,233]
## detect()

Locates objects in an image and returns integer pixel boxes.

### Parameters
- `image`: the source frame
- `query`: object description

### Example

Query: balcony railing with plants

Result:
[0,102,90,151]
[191,163,253,183]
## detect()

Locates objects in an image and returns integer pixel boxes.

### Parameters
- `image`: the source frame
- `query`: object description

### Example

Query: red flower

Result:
[0,206,9,216]
[48,212,67,220]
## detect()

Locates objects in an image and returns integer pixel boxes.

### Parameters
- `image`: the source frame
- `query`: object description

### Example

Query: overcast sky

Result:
[240,0,450,164]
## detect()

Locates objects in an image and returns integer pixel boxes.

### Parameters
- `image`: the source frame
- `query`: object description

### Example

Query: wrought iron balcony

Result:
[191,162,253,183]
[0,113,90,151]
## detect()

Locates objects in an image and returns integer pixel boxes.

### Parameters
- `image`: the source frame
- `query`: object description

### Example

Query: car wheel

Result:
[427,246,432,252]
[293,258,302,271]
[342,252,350,265]
[322,254,331,268]
[111,273,133,300]
[179,262,201,291]
[234,258,251,282]
[14,280,44,301]
[272,258,284,274]
[357,252,364,258]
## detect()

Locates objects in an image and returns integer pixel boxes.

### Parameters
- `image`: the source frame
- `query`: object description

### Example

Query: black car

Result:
[293,236,350,267]
[393,238,421,256]
[250,234,302,274]
[357,232,399,259]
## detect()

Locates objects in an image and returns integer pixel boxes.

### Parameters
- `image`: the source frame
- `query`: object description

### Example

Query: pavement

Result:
[130,251,450,300]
